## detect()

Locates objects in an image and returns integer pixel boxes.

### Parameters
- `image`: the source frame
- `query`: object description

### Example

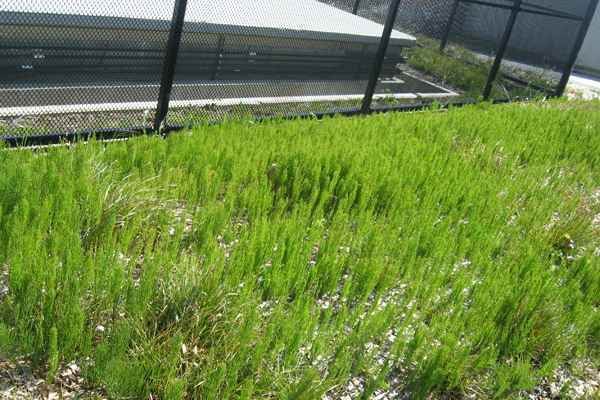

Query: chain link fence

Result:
[341,0,597,100]
[1,0,598,145]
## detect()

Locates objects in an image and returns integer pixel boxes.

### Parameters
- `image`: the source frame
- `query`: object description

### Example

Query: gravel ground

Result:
[0,357,109,400]
[566,84,600,101]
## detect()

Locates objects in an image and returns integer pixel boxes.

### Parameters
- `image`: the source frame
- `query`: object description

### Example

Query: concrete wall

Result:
[576,6,600,72]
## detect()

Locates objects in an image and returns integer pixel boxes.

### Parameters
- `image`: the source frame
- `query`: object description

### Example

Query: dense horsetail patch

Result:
[1,98,599,399]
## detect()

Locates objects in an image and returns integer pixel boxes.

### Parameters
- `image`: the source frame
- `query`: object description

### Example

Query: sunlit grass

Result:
[1,97,600,399]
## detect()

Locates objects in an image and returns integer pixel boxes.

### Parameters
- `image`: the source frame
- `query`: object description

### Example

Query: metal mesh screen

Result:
[163,0,410,124]
[495,1,591,98]
[498,10,580,97]
[0,0,177,138]
[441,2,511,100]
[446,1,513,53]
[324,0,597,101]
[1,0,597,143]
[395,0,454,40]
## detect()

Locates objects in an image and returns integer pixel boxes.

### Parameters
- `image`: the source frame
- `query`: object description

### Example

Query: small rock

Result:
[572,384,585,397]
[372,392,389,400]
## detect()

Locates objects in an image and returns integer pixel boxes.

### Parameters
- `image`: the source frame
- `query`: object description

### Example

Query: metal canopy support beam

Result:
[440,0,461,52]
[211,35,226,80]
[352,0,361,15]
[482,0,522,101]
[360,0,402,114]
[554,0,599,98]
[153,0,189,133]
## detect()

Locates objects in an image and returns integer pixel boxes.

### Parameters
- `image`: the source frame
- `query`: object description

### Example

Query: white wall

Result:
[576,5,600,71]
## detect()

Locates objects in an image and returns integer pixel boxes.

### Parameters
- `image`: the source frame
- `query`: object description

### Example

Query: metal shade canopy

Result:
[1,0,416,113]
[1,0,415,46]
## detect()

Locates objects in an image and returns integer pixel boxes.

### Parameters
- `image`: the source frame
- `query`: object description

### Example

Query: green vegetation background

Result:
[1,98,599,399]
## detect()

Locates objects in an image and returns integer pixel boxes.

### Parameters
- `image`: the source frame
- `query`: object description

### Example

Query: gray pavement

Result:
[567,72,600,99]
[568,72,600,91]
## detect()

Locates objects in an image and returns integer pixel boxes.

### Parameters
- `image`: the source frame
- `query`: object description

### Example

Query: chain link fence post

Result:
[482,0,523,101]
[360,0,403,114]
[154,0,189,133]
[440,0,461,52]
[554,0,600,98]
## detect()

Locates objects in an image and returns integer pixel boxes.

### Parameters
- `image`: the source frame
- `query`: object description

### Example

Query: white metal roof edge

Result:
[0,11,416,47]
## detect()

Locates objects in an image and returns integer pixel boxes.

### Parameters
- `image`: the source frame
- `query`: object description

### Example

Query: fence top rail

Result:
[1,0,416,46]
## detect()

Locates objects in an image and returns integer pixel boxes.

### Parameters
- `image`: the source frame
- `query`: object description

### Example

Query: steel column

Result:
[554,0,599,97]
[352,0,361,15]
[153,0,189,133]
[440,0,461,51]
[482,0,522,101]
[211,35,226,80]
[360,0,402,114]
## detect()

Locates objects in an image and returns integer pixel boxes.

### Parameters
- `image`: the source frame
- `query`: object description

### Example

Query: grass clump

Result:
[406,38,493,99]
[0,97,600,399]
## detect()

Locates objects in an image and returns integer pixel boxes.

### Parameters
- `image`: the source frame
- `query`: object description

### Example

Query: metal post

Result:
[352,0,361,15]
[154,0,189,133]
[360,0,403,114]
[211,35,226,80]
[482,0,522,101]
[554,0,599,97]
[440,0,461,51]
